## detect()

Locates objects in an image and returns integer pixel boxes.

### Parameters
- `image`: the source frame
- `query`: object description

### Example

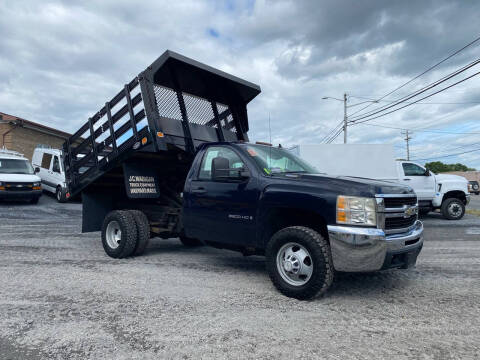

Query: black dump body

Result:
[62,50,260,232]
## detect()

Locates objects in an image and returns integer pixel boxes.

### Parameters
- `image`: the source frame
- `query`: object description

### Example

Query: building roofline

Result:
[0,111,72,139]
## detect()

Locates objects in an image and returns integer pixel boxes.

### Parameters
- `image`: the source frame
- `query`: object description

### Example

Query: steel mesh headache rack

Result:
[62,50,261,198]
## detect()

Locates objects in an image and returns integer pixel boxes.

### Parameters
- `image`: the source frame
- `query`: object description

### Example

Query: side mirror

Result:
[212,157,230,180]
[424,169,431,176]
[34,167,40,174]
[212,157,250,180]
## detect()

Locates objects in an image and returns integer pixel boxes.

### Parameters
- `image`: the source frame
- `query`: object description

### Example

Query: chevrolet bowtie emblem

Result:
[404,206,417,218]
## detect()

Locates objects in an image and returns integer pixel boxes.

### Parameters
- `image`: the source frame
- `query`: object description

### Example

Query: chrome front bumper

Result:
[327,220,424,272]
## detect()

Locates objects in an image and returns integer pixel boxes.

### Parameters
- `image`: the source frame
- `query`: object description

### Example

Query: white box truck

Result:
[291,144,470,220]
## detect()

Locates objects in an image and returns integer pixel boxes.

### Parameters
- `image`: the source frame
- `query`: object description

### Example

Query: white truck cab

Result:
[396,160,469,219]
[291,144,470,220]
[32,147,68,202]
[0,148,42,203]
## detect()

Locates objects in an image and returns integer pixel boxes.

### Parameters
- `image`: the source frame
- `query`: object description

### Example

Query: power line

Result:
[412,147,480,161]
[326,126,344,143]
[350,69,480,125]
[407,140,480,158]
[321,121,344,143]
[348,35,480,118]
[352,121,480,135]
[349,95,480,105]
[349,58,480,123]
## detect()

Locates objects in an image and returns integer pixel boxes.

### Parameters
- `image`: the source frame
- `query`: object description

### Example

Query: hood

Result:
[280,173,414,197]
[0,174,41,182]
[435,174,468,183]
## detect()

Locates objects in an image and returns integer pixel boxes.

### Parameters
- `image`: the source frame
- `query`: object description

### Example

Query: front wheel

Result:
[56,186,67,203]
[441,198,465,220]
[266,226,334,300]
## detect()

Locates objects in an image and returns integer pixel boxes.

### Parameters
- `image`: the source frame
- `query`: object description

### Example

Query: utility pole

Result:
[343,93,347,144]
[402,129,412,160]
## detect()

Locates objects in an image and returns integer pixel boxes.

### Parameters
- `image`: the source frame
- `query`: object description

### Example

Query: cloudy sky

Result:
[1,0,479,168]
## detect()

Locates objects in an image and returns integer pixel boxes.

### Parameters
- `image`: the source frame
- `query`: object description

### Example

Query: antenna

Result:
[268,113,272,170]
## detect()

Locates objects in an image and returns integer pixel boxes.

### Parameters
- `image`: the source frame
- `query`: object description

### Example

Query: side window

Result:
[198,147,245,180]
[402,163,426,176]
[41,153,52,169]
[52,156,61,173]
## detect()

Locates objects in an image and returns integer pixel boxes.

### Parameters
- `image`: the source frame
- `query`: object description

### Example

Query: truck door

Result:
[184,146,258,246]
[39,152,54,191]
[399,162,436,200]
[51,155,64,188]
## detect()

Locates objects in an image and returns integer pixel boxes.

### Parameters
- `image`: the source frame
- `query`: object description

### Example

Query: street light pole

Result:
[322,95,377,144]
[343,93,347,144]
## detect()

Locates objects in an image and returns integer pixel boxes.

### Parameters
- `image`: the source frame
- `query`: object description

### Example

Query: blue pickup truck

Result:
[63,51,423,299]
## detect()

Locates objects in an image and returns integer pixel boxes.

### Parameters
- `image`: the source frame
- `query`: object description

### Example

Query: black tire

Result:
[101,210,138,258]
[56,186,67,203]
[419,208,430,216]
[179,235,203,247]
[129,210,150,256]
[441,198,465,220]
[266,226,334,300]
[30,197,40,204]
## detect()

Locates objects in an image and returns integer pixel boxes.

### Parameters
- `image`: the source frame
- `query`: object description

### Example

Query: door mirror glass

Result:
[212,156,230,179]
[424,169,431,176]
[34,167,40,174]
[212,157,250,180]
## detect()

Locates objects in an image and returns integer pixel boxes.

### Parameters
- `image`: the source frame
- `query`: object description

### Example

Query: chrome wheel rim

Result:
[106,221,122,249]
[448,202,462,218]
[276,242,313,286]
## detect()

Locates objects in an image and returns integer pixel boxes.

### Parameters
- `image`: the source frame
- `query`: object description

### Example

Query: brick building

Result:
[0,111,72,161]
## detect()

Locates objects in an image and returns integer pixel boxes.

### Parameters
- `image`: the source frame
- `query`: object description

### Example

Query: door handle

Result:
[403,178,411,181]
[192,187,206,194]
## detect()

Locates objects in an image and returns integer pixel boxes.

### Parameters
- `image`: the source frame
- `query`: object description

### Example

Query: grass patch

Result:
[466,209,480,217]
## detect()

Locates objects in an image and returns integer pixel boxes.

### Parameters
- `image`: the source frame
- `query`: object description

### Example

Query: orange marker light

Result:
[141,137,147,145]
[157,131,164,138]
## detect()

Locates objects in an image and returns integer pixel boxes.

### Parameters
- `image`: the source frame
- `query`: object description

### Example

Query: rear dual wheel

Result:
[101,210,150,258]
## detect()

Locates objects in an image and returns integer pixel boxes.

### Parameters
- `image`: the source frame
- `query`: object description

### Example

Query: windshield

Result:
[242,144,318,175]
[0,159,35,174]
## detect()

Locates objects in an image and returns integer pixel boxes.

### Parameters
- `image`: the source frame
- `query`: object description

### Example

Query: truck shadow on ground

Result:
[147,239,415,297]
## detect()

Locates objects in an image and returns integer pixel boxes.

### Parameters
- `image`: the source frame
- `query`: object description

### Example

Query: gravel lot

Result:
[1,195,479,359]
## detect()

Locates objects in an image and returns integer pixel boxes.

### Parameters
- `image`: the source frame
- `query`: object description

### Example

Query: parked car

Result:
[61,51,423,300]
[291,144,470,220]
[468,180,480,195]
[32,147,68,202]
[0,148,42,203]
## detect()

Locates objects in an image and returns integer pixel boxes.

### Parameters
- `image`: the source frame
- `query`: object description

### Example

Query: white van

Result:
[32,147,68,202]
[0,148,42,203]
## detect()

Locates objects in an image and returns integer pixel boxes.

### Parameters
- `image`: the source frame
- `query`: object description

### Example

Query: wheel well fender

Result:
[442,190,467,204]
[258,207,329,248]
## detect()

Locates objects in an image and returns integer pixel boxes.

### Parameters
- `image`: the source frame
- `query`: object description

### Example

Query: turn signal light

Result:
[141,137,147,145]
[33,186,42,190]
[157,131,164,138]
[0,186,5,190]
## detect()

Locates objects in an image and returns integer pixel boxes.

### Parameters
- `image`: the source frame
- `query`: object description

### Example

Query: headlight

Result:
[33,182,41,187]
[0,181,3,186]
[337,195,376,226]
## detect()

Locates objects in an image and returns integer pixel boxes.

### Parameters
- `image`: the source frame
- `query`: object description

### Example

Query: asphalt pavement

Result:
[0,194,479,359]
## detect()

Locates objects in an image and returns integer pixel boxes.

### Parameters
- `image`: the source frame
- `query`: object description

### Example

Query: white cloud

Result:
[0,0,479,168]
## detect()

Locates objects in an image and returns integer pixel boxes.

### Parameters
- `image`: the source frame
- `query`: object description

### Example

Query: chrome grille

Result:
[376,194,418,234]
[4,182,34,191]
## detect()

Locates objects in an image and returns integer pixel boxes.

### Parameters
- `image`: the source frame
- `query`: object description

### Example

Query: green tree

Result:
[425,161,476,173]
